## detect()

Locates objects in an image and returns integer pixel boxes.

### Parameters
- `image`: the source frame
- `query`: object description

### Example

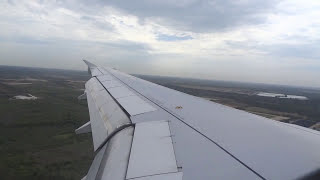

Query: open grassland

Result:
[0,66,93,180]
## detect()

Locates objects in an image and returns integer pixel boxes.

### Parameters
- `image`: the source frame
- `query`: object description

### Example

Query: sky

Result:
[0,0,319,87]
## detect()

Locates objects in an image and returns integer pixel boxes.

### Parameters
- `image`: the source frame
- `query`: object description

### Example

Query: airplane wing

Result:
[76,60,320,180]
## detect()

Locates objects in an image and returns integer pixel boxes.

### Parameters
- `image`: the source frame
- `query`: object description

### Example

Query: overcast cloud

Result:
[0,0,319,87]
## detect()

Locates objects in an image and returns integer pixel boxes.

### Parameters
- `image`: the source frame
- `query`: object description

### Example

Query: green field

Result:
[0,66,93,180]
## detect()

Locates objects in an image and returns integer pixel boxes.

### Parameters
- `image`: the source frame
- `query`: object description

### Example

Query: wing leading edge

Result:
[77,60,320,180]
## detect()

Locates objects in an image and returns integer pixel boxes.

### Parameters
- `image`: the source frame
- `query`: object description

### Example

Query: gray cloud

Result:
[0,38,153,70]
[93,0,280,32]
[14,0,280,33]
[226,40,320,60]
[80,15,114,31]
[0,35,51,45]
[1,0,320,88]
[156,34,193,41]
[265,43,320,60]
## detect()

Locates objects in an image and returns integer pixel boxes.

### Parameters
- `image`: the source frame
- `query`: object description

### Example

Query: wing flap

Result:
[130,172,183,180]
[85,77,131,150]
[126,121,179,179]
[86,86,109,150]
[99,127,134,180]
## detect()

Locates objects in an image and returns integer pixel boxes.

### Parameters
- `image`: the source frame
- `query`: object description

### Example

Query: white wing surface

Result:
[77,60,320,180]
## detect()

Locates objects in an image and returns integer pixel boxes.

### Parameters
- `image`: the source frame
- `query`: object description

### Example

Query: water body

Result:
[257,92,308,100]
[11,94,38,100]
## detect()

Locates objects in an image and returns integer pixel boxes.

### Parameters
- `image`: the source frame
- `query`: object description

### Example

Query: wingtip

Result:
[83,59,97,68]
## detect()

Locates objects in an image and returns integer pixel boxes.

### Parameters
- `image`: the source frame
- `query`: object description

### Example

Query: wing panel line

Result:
[95,77,131,119]
[104,68,266,180]
[95,123,135,152]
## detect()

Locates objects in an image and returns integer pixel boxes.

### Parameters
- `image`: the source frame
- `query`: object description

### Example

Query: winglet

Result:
[83,60,101,76]
[83,59,97,68]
